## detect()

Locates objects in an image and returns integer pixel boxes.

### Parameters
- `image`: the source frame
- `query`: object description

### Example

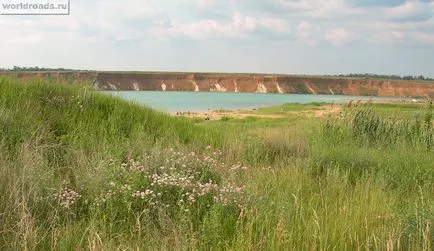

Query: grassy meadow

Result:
[0,76,433,250]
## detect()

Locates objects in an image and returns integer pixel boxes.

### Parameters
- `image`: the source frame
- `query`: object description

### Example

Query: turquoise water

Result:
[103,91,416,113]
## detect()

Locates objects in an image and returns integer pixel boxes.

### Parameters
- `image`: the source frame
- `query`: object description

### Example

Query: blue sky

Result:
[1,0,434,77]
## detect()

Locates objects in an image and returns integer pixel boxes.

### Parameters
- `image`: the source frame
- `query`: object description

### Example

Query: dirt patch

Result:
[172,104,342,121]
[172,110,284,120]
[312,105,342,118]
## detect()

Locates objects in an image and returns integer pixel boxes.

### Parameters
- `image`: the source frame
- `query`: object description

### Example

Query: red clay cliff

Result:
[2,71,433,98]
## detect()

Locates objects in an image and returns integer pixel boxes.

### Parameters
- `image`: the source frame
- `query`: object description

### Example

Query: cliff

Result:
[2,71,433,98]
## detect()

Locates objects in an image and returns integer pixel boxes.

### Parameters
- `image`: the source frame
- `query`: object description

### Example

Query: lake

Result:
[103,91,416,113]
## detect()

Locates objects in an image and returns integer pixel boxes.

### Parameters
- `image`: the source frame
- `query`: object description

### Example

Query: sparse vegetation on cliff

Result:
[333,73,434,81]
[0,77,433,250]
[0,66,93,72]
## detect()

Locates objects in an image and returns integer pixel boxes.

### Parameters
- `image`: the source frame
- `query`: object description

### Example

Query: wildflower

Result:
[120,184,131,191]
[57,188,81,209]
[188,194,196,203]
[108,159,114,166]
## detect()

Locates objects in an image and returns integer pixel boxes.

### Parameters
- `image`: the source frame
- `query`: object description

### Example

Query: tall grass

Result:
[1,77,433,250]
[323,101,433,149]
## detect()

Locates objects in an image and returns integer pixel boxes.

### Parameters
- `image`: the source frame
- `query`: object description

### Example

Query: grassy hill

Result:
[0,76,433,250]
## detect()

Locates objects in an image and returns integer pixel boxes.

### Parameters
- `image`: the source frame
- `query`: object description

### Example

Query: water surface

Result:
[104,91,416,113]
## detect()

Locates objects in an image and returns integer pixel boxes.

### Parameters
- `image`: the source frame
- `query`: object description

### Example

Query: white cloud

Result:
[324,28,354,45]
[259,17,288,33]
[157,12,289,39]
[197,0,215,8]
[296,21,321,46]
[385,1,432,21]
[412,32,434,44]
[233,12,256,32]
[168,19,236,39]
[96,0,159,19]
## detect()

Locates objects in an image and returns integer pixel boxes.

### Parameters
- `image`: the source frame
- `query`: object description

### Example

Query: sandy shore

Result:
[169,99,428,121]
[170,104,342,121]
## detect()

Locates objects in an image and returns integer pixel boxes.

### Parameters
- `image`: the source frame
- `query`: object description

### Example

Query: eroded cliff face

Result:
[2,72,433,98]
[95,72,434,98]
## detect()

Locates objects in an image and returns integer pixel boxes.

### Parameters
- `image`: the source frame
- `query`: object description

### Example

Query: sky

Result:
[1,0,434,77]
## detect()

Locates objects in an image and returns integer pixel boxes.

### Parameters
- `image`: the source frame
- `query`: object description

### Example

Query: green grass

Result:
[1,77,433,250]
[364,102,431,120]
[256,102,327,114]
